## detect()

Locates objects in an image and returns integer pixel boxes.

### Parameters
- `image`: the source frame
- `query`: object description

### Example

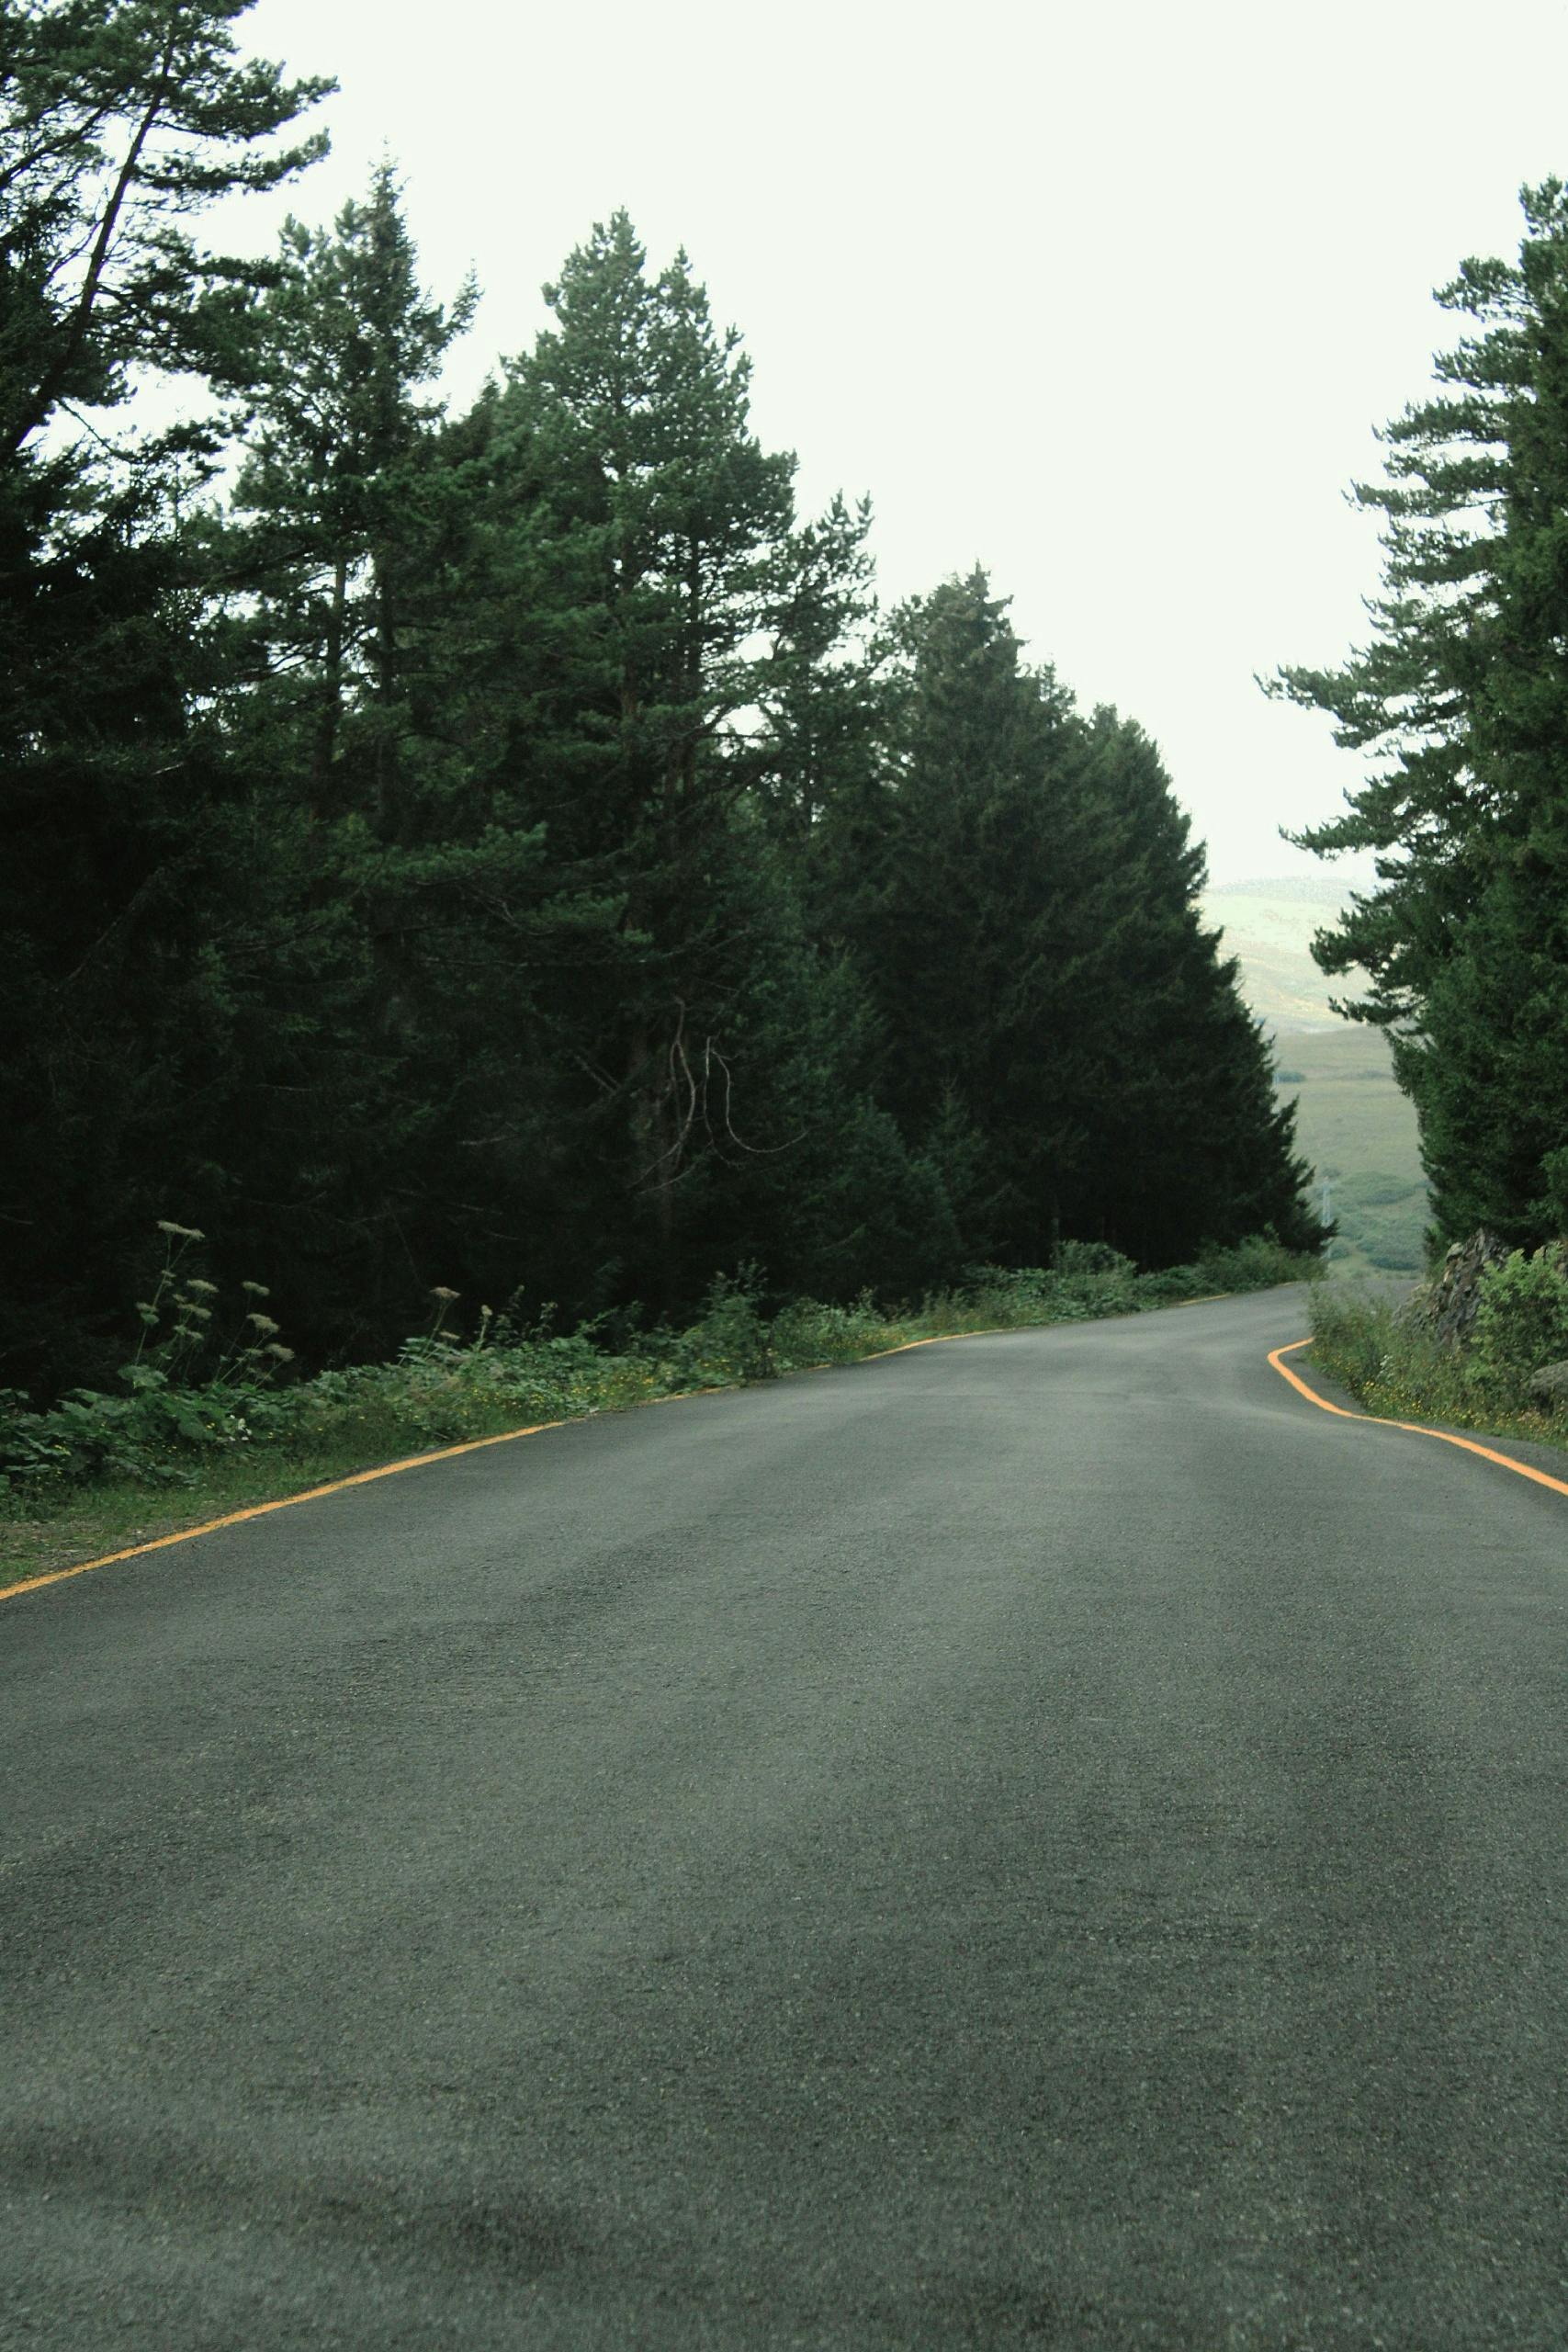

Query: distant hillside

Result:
[1200,875,1370,1033]
[1271,1028,1428,1274]
[1201,877,1427,1273]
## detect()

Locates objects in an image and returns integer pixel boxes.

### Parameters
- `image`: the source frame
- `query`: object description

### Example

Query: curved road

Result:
[4,1286,1568,2348]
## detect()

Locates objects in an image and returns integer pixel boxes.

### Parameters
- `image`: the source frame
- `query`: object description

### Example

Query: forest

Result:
[1277,175,1568,1433]
[1,0,1323,1421]
[1277,176,1568,1258]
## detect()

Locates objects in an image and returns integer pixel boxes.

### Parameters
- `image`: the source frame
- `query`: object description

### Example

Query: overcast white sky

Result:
[230,0,1568,884]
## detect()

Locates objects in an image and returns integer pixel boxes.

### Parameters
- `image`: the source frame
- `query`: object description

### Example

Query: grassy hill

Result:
[1201,877,1428,1274]
[1200,874,1371,1032]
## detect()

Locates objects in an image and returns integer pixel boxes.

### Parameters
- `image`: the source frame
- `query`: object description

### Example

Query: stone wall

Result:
[1416,1230,1511,1349]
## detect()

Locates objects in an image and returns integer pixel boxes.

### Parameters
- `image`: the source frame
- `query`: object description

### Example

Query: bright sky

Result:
[230,0,1568,884]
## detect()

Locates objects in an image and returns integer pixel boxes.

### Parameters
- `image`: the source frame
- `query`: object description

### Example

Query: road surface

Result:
[4,1285,1567,2347]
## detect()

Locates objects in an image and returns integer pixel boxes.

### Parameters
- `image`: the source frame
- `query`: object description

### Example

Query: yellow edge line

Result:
[857,1325,1011,1362]
[1269,1339,1568,1498]
[1,1341,1011,1608]
[852,1290,1231,1366]
[0,1419,569,1605]
[0,1295,1247,1608]
[0,1342,994,1605]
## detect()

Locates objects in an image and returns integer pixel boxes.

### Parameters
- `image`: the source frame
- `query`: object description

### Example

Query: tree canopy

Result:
[0,20,1322,1398]
[1275,180,1568,1245]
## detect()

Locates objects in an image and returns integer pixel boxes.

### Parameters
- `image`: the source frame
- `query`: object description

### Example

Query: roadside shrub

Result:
[1136,1265,1201,1304]
[1055,1239,1137,1286]
[0,1221,305,1493]
[664,1270,775,1387]
[770,1295,901,1369]
[1308,1271,1568,1433]
[1310,1287,1409,1400]
[1471,1245,1568,1406]
[962,1266,1065,1322]
[1189,1232,1314,1293]
[2,1224,1325,1512]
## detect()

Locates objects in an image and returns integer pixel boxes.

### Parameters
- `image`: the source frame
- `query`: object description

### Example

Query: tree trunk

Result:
[311,548,349,811]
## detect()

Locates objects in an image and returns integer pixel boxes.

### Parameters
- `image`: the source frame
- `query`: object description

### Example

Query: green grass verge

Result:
[1307,1279,1568,1460]
[2,1238,1314,1589]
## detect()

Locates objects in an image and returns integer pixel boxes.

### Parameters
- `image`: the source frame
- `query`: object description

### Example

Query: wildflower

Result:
[264,1343,295,1363]
[155,1220,205,1240]
[246,1312,281,1336]
[241,1281,270,1298]
[431,1285,460,1304]
[186,1279,219,1297]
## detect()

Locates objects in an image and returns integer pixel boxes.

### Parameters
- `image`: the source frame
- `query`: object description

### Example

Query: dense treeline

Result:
[1277,181,1568,1254]
[1,0,1318,1402]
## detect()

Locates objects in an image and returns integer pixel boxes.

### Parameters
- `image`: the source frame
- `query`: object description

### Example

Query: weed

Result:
[1308,1248,1568,1447]
[0,1226,1323,1562]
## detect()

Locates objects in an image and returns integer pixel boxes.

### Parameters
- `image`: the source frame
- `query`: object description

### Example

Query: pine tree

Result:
[841,571,1100,1257]
[0,0,331,455]
[478,214,867,1310]
[1071,711,1317,1262]
[853,571,1317,1267]
[0,0,330,1392]
[1272,180,1568,1246]
[218,161,479,819]
[198,168,603,1352]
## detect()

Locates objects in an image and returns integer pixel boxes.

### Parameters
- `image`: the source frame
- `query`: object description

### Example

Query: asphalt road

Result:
[4,1285,1568,2349]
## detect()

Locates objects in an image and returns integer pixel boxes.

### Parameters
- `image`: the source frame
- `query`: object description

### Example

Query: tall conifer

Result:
[1274,180,1568,1244]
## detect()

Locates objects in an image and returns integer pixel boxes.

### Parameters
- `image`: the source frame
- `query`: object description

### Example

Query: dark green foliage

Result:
[214,159,479,817]
[2,1236,1321,1519]
[0,33,1321,1403]
[0,0,331,1395]
[0,0,332,454]
[1309,1248,1568,1440]
[833,572,1319,1269]
[1273,181,1568,1250]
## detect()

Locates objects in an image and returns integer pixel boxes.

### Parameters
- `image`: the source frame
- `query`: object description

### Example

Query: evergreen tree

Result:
[852,571,1316,1266]
[752,492,886,853]
[197,169,591,1354]
[472,214,892,1312]
[0,0,329,1392]
[1273,180,1568,1245]
[1072,711,1316,1262]
[218,161,479,819]
[0,85,1319,1400]
[0,0,331,455]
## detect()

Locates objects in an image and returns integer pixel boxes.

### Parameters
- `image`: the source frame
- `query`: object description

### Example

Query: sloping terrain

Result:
[1200,875,1368,1033]
[1273,1028,1427,1272]
[6,1294,1568,2347]
[1201,878,1427,1272]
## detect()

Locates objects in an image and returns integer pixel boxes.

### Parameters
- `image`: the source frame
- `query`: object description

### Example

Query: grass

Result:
[1200,876,1428,1273]
[1272,1026,1427,1275]
[1202,877,1375,1030]
[1,1433,457,1589]
[1,1238,1313,1590]
[1308,1273,1568,1460]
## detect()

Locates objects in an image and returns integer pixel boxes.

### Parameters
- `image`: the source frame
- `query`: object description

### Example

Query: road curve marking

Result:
[0,1338,1010,1606]
[1269,1339,1568,1498]
[1,1337,1030,1609]
[0,1297,1257,1608]
[853,1292,1230,1368]
[0,1419,570,1607]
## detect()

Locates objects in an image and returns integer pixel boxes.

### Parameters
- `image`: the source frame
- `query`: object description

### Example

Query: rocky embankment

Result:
[1422,1230,1511,1347]
[1414,1228,1568,1402]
